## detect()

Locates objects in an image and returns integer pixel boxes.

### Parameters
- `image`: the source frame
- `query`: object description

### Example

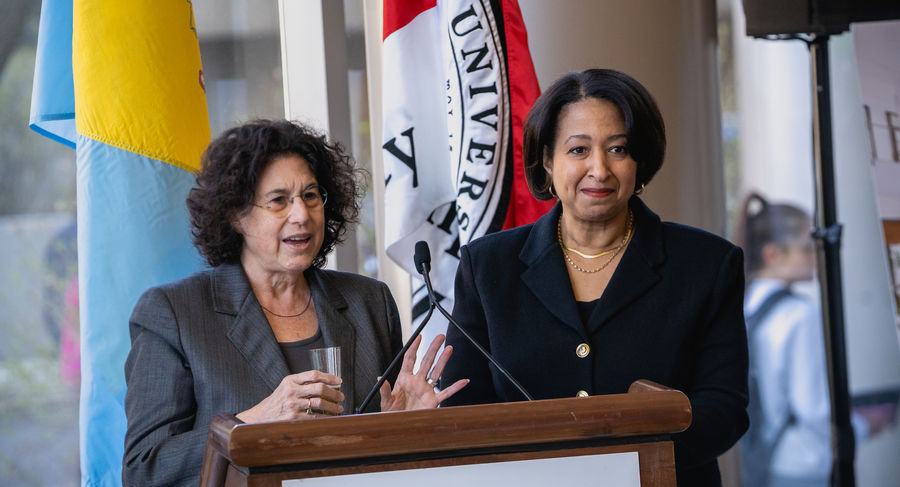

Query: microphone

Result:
[414,240,431,274]
[414,240,533,401]
[356,245,439,413]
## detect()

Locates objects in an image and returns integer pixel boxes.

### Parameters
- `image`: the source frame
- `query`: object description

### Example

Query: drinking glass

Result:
[308,346,341,389]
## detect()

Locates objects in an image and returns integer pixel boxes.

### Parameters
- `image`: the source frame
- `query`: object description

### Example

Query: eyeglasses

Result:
[252,186,327,216]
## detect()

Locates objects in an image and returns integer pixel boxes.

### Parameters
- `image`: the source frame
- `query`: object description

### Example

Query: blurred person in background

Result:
[43,219,79,386]
[737,192,896,487]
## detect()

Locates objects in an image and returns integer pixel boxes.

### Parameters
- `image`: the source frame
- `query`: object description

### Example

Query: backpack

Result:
[740,288,795,487]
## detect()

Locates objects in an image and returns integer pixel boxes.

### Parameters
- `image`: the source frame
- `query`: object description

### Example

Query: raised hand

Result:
[379,334,468,411]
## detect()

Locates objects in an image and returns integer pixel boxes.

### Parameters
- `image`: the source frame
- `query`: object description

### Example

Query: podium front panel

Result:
[223,440,675,487]
[282,450,640,486]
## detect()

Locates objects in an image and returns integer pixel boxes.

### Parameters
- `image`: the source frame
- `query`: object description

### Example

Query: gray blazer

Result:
[122,264,402,487]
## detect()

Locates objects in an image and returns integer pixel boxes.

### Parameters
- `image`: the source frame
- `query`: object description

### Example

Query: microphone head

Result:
[414,241,431,274]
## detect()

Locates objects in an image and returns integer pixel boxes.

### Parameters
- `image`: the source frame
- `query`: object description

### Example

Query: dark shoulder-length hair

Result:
[522,68,666,200]
[187,119,365,268]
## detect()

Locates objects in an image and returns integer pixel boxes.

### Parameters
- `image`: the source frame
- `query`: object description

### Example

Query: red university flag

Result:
[381,0,552,342]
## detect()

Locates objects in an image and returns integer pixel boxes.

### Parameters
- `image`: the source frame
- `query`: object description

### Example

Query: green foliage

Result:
[0,31,75,216]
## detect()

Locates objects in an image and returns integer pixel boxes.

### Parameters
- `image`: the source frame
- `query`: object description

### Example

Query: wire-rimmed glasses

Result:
[252,185,327,216]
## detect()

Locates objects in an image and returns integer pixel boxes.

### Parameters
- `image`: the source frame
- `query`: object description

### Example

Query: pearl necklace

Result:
[558,210,633,274]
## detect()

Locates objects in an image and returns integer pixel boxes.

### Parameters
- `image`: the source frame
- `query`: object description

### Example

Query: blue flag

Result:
[30,1,211,484]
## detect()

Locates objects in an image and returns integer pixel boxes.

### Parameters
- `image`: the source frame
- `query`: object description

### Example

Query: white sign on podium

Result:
[282,451,640,487]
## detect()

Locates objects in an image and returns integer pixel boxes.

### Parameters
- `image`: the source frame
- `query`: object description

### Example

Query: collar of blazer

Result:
[519,197,666,336]
[212,264,357,400]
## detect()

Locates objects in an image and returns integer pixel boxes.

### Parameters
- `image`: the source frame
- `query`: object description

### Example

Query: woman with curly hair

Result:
[123,119,466,486]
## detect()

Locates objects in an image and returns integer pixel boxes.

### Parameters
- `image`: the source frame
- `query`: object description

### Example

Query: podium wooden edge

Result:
[628,379,680,393]
[200,380,691,486]
[201,414,243,486]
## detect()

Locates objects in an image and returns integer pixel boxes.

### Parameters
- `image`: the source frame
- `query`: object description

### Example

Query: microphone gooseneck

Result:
[417,241,533,402]
[358,240,437,413]
[357,240,533,414]
[356,301,436,414]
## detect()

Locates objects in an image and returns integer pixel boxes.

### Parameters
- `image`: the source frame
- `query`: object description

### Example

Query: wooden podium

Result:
[200,380,691,487]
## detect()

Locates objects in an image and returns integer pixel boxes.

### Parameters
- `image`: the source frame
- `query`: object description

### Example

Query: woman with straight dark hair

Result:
[441,69,749,486]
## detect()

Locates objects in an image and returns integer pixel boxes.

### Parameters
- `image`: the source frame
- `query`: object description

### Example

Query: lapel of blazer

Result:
[520,203,586,338]
[215,264,291,392]
[305,268,357,409]
[586,197,665,333]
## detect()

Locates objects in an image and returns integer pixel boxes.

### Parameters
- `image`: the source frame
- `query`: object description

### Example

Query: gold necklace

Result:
[261,292,313,318]
[558,210,633,274]
[564,246,617,259]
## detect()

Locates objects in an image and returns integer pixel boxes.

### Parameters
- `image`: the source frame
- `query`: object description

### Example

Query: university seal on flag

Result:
[382,0,550,341]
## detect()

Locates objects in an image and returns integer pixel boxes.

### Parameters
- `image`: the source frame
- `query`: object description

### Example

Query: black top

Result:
[576,299,601,326]
[278,328,326,374]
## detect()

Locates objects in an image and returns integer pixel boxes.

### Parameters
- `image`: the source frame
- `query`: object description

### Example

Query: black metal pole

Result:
[807,34,855,487]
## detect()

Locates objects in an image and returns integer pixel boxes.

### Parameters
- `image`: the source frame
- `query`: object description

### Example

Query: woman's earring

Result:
[634,183,646,195]
[548,183,558,199]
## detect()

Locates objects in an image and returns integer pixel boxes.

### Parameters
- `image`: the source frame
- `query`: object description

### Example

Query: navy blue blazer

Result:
[123,264,402,487]
[441,197,749,486]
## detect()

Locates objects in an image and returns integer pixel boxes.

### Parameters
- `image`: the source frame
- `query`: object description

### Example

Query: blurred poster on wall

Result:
[884,222,900,321]
[853,20,900,319]
[854,21,900,219]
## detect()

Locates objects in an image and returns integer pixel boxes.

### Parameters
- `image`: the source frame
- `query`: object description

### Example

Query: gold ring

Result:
[306,399,313,415]
[426,378,437,388]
